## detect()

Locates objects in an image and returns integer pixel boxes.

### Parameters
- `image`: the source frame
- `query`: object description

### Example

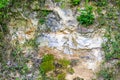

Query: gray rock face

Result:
[53,7,78,30]
[37,6,105,72]
[46,13,61,32]
[43,7,78,32]
[37,32,103,53]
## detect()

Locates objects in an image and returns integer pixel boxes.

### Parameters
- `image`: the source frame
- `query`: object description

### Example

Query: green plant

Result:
[97,2,120,80]
[0,0,9,8]
[71,0,81,6]
[39,10,52,24]
[55,0,61,2]
[0,0,9,35]
[42,54,54,62]
[39,18,45,24]
[40,54,55,74]
[40,61,55,74]
[115,61,120,69]
[20,64,29,75]
[0,32,4,39]
[96,7,102,14]
[102,30,120,61]
[96,0,108,6]
[98,69,114,80]
[106,8,118,20]
[57,73,66,80]
[116,0,120,10]
[39,55,72,80]
[24,38,37,48]
[0,45,30,79]
[67,67,74,74]
[15,78,19,80]
[77,6,94,26]
[39,54,73,79]
[97,14,106,26]
[58,58,70,68]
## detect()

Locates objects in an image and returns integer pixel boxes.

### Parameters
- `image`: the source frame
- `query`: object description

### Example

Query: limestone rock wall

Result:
[8,0,105,79]
[38,1,105,71]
